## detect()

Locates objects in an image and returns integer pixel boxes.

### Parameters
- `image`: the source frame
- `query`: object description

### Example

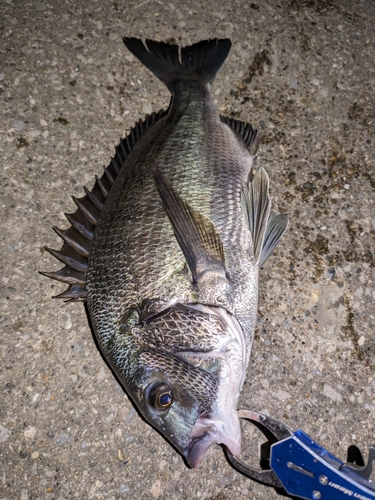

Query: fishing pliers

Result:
[226,410,375,500]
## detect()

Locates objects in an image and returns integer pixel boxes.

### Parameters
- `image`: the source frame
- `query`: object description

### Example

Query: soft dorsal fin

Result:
[153,165,226,284]
[220,116,260,156]
[241,167,288,266]
[41,109,167,300]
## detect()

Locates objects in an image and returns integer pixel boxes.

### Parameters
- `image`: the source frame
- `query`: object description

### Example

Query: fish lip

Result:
[184,432,214,469]
[184,417,241,468]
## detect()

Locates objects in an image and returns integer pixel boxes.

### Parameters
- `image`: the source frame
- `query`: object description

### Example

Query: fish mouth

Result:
[184,415,241,468]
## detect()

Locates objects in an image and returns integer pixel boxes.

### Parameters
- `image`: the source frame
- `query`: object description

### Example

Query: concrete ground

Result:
[1,0,375,499]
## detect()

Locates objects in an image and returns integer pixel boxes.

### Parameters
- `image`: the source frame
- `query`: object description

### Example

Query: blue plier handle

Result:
[226,410,375,500]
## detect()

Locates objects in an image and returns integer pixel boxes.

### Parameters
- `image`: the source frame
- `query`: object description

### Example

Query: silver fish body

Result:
[43,38,288,467]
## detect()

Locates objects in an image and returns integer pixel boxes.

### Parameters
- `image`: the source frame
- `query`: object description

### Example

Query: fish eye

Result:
[149,383,173,411]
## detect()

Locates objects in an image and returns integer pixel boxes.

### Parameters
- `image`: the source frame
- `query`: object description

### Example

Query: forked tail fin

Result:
[123,38,231,91]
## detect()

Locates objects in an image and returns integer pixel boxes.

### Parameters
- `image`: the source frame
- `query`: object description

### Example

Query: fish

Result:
[42,37,288,468]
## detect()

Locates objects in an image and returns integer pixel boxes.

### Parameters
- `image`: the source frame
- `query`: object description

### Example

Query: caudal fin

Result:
[123,38,231,91]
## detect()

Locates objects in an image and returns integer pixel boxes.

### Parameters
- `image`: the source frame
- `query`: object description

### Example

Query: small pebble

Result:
[0,424,11,442]
[24,426,37,440]
[57,432,70,446]
[323,384,342,402]
[262,379,269,390]
[142,102,152,115]
[276,389,291,401]
[289,75,299,89]
[13,120,25,132]
[150,479,162,498]
[327,267,336,280]
[29,130,40,138]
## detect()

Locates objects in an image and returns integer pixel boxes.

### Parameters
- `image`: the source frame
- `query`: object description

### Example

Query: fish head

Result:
[129,303,247,467]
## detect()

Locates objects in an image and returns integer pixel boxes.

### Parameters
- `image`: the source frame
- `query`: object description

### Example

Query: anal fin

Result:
[241,167,270,263]
[241,167,288,266]
[259,211,288,267]
[153,165,226,283]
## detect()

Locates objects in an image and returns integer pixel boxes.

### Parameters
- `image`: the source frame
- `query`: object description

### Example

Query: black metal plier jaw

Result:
[225,409,375,500]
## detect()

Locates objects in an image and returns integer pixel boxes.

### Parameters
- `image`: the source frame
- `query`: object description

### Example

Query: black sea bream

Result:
[43,38,288,467]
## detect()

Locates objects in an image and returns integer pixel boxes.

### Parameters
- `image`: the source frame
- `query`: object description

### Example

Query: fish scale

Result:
[43,37,288,468]
[89,85,252,327]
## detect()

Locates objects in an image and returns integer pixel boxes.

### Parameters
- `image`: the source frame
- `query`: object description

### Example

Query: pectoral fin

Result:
[153,165,226,283]
[241,167,288,266]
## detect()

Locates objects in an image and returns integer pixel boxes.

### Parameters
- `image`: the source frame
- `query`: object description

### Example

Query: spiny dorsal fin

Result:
[44,245,88,273]
[153,165,226,284]
[241,167,288,266]
[40,266,86,286]
[42,109,167,300]
[220,115,260,156]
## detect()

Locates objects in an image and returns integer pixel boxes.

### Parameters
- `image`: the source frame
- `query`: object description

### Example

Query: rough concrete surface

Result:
[1,0,375,499]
